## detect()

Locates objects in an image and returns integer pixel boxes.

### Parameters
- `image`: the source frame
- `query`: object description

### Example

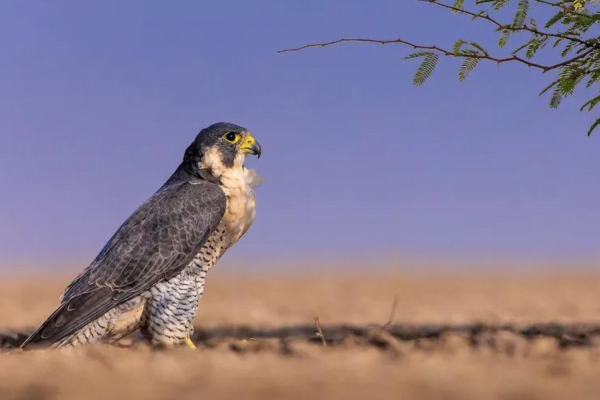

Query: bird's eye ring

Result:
[224,132,241,144]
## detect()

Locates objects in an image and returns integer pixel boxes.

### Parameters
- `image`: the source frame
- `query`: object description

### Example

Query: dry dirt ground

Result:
[1,268,600,400]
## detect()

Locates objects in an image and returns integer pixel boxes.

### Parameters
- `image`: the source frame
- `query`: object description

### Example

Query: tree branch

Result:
[278,37,594,72]
[421,0,597,49]
[530,0,597,18]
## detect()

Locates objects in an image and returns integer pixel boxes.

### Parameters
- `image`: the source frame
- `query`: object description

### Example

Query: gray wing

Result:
[21,177,226,348]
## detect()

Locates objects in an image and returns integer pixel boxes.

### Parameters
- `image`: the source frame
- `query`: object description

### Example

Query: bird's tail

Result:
[20,288,114,350]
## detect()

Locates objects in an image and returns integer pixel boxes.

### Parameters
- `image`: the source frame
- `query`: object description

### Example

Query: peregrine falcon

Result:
[20,122,262,350]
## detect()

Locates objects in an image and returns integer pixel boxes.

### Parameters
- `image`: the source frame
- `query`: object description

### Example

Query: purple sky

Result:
[1,0,599,266]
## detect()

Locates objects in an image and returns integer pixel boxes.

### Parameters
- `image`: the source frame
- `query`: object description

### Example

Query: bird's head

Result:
[183,122,262,181]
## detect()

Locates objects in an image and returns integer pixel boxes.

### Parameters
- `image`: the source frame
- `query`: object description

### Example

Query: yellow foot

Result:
[184,337,196,350]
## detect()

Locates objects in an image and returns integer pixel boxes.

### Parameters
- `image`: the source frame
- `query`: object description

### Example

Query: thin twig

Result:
[279,37,594,73]
[382,295,399,329]
[314,317,327,347]
[424,0,505,27]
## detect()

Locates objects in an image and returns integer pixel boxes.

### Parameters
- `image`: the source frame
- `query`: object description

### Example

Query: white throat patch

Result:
[198,145,259,244]
[198,146,262,188]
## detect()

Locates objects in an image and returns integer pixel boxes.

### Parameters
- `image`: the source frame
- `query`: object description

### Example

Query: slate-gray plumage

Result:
[20,122,261,349]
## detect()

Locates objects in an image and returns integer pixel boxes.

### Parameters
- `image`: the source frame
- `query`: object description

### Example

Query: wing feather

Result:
[21,175,226,349]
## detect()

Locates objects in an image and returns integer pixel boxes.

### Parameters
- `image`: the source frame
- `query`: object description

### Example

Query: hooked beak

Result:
[240,133,262,159]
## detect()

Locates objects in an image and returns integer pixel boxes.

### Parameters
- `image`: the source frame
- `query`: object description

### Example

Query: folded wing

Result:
[21,178,226,349]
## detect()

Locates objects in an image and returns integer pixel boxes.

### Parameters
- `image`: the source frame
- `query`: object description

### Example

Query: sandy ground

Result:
[1,268,600,400]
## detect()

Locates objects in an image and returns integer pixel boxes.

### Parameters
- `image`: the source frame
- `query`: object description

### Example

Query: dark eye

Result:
[224,132,239,143]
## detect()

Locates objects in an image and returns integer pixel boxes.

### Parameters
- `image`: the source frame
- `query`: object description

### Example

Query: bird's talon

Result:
[184,337,197,350]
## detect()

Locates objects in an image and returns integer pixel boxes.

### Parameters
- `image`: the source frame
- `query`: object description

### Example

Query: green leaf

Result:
[469,41,488,55]
[472,10,487,20]
[512,41,531,55]
[413,53,439,86]
[544,11,565,28]
[453,39,467,53]
[550,86,563,108]
[403,51,434,60]
[585,70,600,87]
[561,41,578,57]
[493,0,510,10]
[556,64,585,97]
[580,95,600,111]
[539,80,558,96]
[553,38,563,48]
[499,29,510,48]
[512,0,529,28]
[459,57,480,81]
[588,117,600,136]
[530,18,537,31]
[526,38,542,58]
[452,0,465,13]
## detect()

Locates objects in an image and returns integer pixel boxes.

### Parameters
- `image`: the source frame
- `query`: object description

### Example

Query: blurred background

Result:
[1,0,599,271]
[2,2,600,399]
